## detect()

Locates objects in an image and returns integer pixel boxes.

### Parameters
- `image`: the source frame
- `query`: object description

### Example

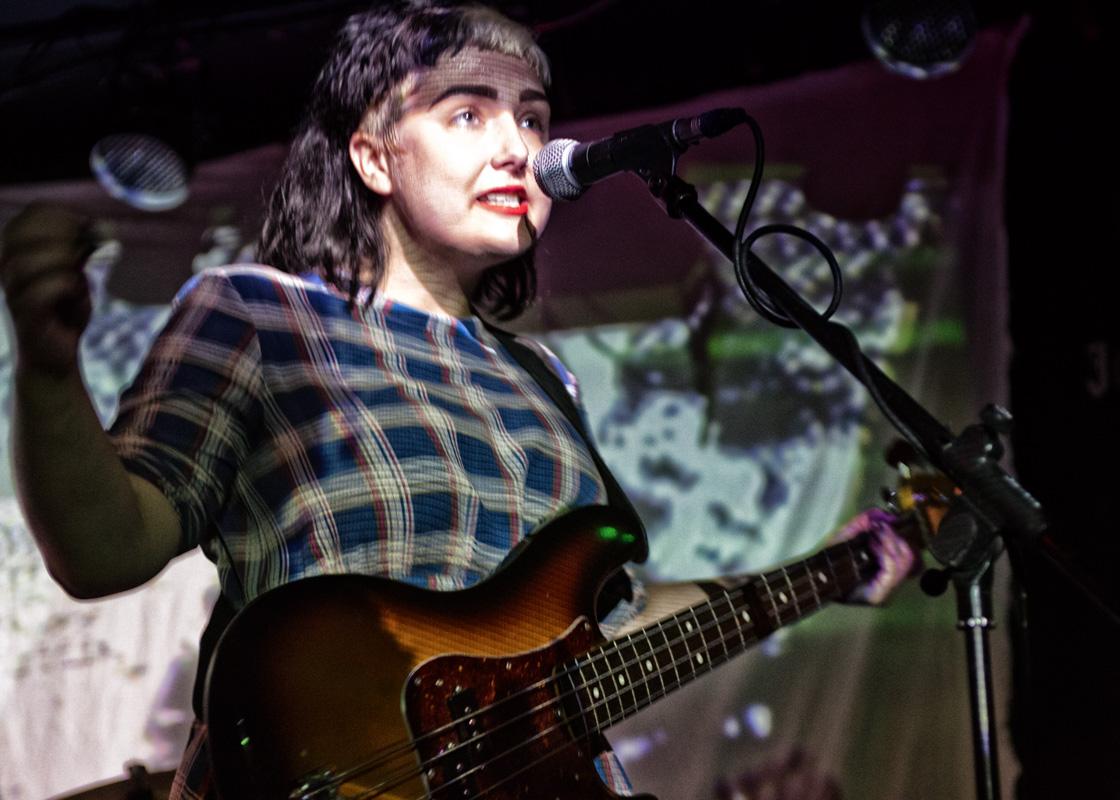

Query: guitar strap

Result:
[190,320,647,719]
[481,320,648,561]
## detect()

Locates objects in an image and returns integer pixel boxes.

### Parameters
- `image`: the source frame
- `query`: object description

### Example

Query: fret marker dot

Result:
[695,654,705,665]
[778,591,788,604]
[645,659,654,671]
[617,675,626,686]
[818,572,828,583]
[592,687,600,699]
[741,611,751,623]
[685,621,694,632]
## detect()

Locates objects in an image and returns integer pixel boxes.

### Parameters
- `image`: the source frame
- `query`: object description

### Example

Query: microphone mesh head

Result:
[862,0,976,80]
[533,139,583,201]
[90,133,189,211]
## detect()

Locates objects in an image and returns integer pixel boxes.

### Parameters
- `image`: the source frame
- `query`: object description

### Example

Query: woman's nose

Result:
[491,115,530,172]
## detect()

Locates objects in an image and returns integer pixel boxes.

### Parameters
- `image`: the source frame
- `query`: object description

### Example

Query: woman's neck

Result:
[377,210,479,319]
[379,260,473,319]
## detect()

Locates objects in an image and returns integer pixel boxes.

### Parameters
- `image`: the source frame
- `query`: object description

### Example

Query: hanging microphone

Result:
[90,133,189,212]
[533,107,747,201]
[861,0,977,80]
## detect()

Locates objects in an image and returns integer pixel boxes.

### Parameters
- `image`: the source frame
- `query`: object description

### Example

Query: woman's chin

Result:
[477,239,534,267]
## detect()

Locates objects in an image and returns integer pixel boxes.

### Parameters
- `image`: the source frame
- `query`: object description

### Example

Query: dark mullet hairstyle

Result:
[257,1,550,320]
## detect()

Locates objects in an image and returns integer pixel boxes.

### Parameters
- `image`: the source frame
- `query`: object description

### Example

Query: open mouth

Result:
[477,187,529,215]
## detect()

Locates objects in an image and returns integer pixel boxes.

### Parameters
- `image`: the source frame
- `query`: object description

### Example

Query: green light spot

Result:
[598,526,619,541]
[240,736,251,747]
[621,532,636,544]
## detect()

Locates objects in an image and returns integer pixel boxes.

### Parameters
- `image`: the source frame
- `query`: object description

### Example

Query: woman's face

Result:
[354,48,552,281]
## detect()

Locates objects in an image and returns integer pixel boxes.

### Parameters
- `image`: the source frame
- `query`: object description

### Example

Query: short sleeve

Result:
[109,271,263,552]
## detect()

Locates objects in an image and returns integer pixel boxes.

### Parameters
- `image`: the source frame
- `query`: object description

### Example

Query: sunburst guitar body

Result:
[207,483,948,800]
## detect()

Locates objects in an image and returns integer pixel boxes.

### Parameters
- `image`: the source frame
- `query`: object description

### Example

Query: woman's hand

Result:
[1,204,97,375]
[831,507,919,604]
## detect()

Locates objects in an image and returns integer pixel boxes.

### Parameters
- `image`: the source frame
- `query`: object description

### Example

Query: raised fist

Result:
[1,204,98,375]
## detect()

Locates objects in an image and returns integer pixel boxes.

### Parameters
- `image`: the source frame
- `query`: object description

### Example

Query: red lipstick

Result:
[477,185,529,216]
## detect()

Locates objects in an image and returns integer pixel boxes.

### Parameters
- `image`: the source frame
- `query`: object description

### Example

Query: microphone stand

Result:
[627,159,1047,800]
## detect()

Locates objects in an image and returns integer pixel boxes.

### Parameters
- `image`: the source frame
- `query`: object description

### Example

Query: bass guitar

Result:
[206,480,947,800]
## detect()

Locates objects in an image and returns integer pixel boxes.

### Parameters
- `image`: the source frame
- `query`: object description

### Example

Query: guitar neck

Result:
[561,532,879,737]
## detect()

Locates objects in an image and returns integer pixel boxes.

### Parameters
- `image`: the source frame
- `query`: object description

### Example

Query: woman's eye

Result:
[452,109,479,126]
[520,115,546,135]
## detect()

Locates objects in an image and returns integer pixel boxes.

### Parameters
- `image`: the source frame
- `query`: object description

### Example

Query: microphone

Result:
[90,133,189,212]
[533,107,747,200]
[861,0,976,79]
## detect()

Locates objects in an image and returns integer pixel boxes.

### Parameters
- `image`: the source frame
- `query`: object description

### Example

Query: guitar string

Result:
[435,531,889,800]
[359,591,775,800]
[300,576,784,800]
[459,554,875,800]
[400,553,870,800]
[295,539,871,799]
[395,508,921,799]
[299,541,872,800]
[301,544,870,800]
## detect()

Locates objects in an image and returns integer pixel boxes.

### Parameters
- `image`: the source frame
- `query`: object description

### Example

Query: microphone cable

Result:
[727,112,926,456]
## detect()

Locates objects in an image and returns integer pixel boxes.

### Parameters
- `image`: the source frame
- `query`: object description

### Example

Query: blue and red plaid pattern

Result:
[111,266,608,605]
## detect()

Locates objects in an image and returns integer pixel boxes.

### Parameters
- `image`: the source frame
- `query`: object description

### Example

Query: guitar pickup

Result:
[447,687,488,757]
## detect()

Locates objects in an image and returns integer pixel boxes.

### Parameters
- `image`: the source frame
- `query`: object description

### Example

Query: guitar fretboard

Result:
[560,532,878,737]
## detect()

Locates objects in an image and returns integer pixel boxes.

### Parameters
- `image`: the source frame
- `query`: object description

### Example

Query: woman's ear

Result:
[349,130,392,196]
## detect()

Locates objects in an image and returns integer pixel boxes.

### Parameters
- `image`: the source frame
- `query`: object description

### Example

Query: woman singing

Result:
[0,3,913,797]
